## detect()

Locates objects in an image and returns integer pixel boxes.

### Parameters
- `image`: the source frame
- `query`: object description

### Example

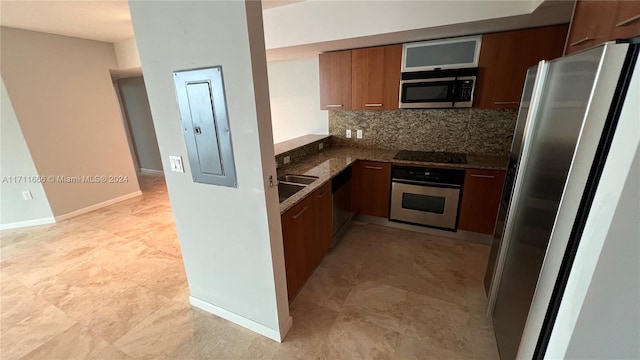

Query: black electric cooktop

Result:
[393,150,468,164]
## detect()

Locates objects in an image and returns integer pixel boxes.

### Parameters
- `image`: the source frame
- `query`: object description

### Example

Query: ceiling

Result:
[0,0,305,43]
[1,1,133,43]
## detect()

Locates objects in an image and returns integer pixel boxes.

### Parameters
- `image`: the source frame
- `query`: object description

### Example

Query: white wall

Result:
[117,76,163,172]
[128,0,290,341]
[0,27,140,218]
[114,37,141,69]
[267,56,328,143]
[112,40,328,144]
[546,57,640,359]
[0,78,54,229]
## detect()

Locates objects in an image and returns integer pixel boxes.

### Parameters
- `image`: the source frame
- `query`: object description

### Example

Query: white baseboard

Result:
[0,217,56,230]
[189,296,289,343]
[54,190,142,222]
[280,315,293,340]
[139,168,164,175]
[355,214,492,245]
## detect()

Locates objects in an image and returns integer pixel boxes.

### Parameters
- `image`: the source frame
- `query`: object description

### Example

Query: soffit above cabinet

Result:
[264,0,573,61]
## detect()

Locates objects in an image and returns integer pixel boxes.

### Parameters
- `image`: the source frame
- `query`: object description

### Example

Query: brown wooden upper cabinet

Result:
[474,25,568,109]
[351,45,402,110]
[566,0,640,55]
[610,1,640,40]
[565,1,618,54]
[319,50,352,110]
[319,45,401,111]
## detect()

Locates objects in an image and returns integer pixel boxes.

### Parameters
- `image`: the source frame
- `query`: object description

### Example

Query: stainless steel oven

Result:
[389,166,465,231]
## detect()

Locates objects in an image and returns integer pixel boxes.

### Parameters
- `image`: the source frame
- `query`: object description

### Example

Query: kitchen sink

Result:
[278,174,318,185]
[278,182,306,203]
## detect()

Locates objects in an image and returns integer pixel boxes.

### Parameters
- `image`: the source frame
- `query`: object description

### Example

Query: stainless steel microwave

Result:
[398,68,478,109]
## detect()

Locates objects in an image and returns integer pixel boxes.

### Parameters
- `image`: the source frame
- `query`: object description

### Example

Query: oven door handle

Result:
[391,178,461,188]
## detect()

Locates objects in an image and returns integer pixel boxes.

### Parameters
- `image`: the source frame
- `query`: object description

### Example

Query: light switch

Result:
[319,142,324,150]
[357,130,363,139]
[169,155,184,173]
[283,156,291,164]
[346,129,352,138]
[22,191,33,200]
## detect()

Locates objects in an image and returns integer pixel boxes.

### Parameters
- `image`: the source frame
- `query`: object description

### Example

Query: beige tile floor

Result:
[1,174,499,359]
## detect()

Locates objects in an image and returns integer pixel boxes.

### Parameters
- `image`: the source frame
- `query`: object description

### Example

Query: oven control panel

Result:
[391,166,465,186]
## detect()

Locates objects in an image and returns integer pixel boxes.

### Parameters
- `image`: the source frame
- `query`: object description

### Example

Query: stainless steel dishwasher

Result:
[332,166,353,247]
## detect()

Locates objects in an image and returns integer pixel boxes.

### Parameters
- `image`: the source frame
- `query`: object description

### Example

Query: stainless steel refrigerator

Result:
[483,40,639,360]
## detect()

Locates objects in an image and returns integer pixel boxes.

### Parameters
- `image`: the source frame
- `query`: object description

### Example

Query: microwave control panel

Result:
[455,79,474,101]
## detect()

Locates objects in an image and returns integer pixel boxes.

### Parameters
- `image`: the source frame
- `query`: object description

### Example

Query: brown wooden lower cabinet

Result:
[458,169,506,234]
[352,161,392,218]
[310,182,332,272]
[283,163,506,301]
[281,183,333,302]
[281,196,314,302]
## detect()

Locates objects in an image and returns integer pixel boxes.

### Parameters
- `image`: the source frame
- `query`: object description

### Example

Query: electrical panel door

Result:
[173,66,237,187]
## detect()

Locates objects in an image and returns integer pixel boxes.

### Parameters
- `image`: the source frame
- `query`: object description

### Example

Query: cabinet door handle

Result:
[326,104,343,108]
[470,174,496,179]
[569,37,593,47]
[315,190,329,198]
[493,101,520,105]
[365,166,384,170]
[364,103,383,107]
[616,14,640,27]
[292,206,309,219]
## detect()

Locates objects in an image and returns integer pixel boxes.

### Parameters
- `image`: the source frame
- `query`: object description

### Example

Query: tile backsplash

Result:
[329,109,518,156]
[274,135,332,170]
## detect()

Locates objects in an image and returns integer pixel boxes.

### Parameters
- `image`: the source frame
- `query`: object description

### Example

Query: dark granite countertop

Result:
[278,146,508,214]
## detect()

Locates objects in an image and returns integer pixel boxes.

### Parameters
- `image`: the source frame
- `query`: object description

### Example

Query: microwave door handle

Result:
[450,82,457,105]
